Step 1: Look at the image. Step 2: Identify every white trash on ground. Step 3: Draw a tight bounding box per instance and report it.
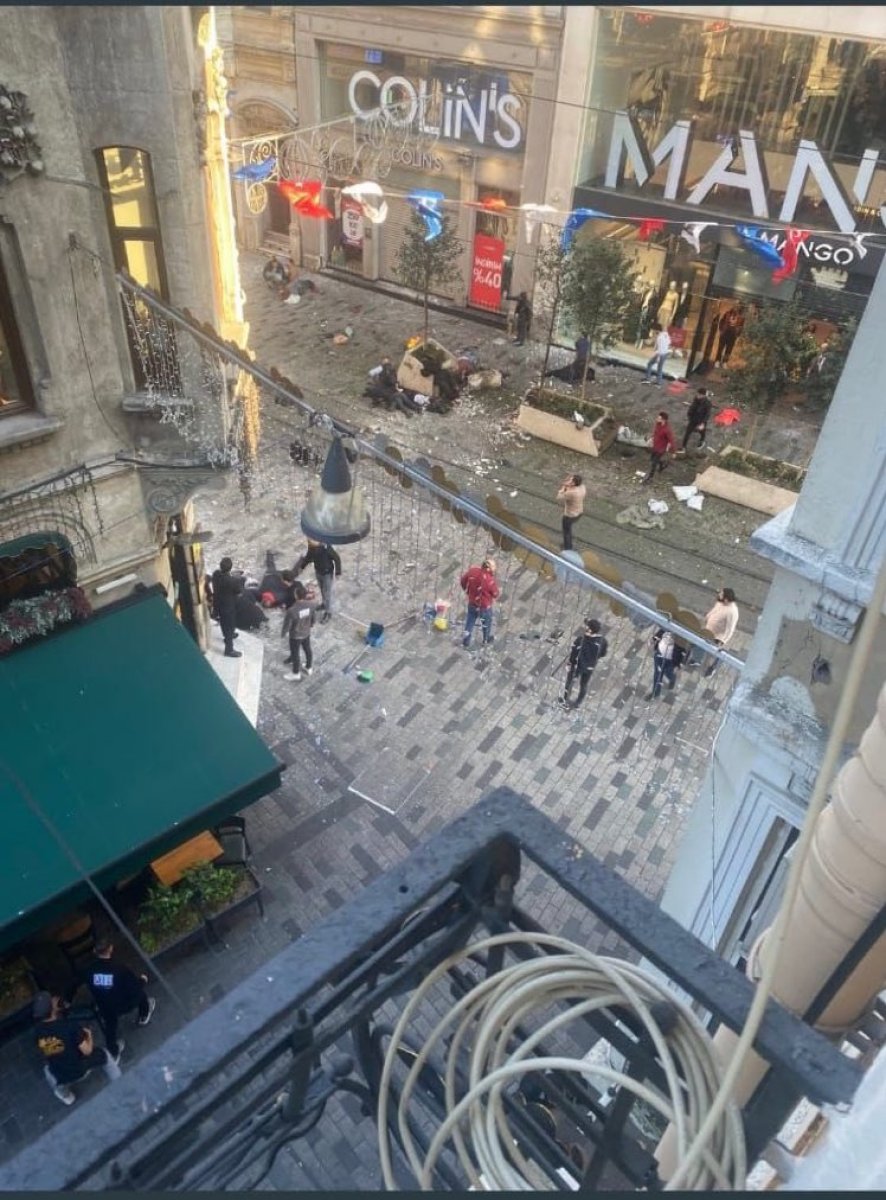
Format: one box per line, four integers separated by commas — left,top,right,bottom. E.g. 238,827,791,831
647,499,669,515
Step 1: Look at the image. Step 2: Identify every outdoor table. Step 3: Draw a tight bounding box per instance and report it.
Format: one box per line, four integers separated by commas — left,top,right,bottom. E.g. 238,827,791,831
150,831,224,887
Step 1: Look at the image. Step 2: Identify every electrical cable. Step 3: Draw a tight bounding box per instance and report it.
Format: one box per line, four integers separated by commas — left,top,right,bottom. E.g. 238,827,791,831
377,931,746,1190
664,551,886,1189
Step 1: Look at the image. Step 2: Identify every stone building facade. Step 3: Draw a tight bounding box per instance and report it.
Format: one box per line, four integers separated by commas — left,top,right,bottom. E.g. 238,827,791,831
0,7,243,644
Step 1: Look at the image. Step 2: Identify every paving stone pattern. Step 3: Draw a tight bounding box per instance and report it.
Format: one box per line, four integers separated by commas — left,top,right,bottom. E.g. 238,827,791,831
0,328,746,1189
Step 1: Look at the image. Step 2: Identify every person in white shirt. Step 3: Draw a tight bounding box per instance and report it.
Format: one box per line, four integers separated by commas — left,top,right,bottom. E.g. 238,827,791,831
699,587,739,675
643,326,672,386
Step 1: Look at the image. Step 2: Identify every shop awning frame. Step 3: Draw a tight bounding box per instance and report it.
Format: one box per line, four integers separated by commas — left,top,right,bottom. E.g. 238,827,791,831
0,586,283,950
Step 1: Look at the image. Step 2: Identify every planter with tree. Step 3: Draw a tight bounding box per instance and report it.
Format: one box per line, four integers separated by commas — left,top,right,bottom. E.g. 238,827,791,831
394,210,462,344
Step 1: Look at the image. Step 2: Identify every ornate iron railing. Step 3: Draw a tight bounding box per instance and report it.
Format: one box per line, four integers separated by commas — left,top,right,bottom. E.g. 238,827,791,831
0,790,859,1191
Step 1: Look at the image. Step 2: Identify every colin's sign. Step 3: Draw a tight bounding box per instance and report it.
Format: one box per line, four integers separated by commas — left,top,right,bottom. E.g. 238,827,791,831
348,70,524,151
604,112,886,235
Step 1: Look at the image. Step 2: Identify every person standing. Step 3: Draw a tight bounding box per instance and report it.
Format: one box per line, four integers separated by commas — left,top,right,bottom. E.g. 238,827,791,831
33,991,122,1107
556,473,587,551
293,539,342,623
642,326,671,385
460,557,500,648
641,411,677,484
715,305,744,367
211,557,243,658
646,627,686,700
681,388,712,450
514,292,532,346
560,618,607,709
700,587,739,676
281,582,318,681
68,938,156,1061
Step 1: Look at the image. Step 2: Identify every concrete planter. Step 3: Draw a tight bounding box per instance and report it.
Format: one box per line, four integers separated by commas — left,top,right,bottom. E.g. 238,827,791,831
517,401,614,458
695,446,804,516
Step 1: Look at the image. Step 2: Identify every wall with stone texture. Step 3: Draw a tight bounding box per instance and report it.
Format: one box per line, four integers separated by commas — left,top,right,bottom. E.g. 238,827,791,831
0,8,220,605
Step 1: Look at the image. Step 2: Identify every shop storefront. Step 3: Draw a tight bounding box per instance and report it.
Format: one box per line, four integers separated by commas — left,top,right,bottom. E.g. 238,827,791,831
313,41,532,312
571,8,886,378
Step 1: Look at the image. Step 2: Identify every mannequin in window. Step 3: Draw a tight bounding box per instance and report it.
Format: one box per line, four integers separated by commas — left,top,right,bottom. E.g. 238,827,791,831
635,281,657,347
656,280,679,331
673,282,691,328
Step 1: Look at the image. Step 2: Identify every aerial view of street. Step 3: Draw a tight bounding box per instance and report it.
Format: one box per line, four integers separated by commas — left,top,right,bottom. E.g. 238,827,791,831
1,4,884,1192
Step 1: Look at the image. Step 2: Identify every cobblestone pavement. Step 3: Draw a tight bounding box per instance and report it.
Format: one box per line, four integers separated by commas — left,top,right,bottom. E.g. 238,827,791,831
0,263,753,1183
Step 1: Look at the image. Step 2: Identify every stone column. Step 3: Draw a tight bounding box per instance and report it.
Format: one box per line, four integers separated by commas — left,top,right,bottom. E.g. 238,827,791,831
657,677,886,1179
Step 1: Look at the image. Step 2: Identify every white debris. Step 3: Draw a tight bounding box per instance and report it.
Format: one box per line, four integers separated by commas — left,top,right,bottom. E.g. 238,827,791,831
687,494,704,511
672,484,699,502
647,499,669,515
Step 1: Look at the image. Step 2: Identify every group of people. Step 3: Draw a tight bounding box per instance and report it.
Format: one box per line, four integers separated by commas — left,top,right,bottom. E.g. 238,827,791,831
34,938,155,1106
262,255,318,305
362,355,462,417
207,542,342,668
459,551,740,705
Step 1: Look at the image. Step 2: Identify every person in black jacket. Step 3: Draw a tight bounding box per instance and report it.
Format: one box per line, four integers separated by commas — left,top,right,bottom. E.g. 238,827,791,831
33,991,121,1106
560,618,607,709
293,539,342,623
211,557,243,657
66,939,155,1061
681,388,712,450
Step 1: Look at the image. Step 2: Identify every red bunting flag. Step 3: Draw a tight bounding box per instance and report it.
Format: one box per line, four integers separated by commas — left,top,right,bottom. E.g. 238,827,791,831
772,227,810,284
277,179,333,219
637,218,665,241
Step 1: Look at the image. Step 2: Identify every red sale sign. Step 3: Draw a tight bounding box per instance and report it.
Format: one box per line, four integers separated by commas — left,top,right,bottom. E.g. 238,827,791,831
469,233,505,310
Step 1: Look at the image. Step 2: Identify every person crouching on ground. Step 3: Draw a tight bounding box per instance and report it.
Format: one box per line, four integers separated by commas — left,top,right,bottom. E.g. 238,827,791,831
281,581,318,681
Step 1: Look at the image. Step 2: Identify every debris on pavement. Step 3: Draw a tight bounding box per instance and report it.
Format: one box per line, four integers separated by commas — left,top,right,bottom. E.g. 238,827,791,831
647,499,669,515
616,504,665,530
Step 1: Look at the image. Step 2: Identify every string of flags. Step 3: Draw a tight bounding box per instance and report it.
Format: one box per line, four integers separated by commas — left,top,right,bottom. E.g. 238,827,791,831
233,157,884,283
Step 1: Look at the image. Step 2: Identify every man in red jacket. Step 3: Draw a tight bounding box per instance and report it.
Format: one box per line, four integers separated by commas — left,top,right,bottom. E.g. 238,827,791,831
460,557,500,648
641,410,677,485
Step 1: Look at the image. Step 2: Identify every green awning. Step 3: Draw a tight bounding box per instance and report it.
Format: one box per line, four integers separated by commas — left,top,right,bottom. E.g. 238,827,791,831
0,587,282,949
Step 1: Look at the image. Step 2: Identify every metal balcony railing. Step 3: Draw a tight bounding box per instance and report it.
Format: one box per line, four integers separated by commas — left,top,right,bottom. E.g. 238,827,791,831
0,789,859,1191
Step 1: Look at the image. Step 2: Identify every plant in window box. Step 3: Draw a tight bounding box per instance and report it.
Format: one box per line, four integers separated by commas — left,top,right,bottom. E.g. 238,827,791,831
135,880,203,957
0,956,37,1020
0,586,92,655
182,860,264,927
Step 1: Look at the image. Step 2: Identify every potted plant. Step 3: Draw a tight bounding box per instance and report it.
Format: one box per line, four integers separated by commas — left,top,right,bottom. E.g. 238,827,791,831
183,861,264,936
135,881,206,959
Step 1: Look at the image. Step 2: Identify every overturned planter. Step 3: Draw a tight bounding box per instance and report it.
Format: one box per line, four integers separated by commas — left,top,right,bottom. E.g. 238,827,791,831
695,446,804,516
517,390,615,458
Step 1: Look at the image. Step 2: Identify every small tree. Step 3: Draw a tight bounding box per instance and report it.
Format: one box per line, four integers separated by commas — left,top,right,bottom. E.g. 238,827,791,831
533,233,571,382
559,237,638,399
802,317,857,411
725,299,818,450
395,210,462,343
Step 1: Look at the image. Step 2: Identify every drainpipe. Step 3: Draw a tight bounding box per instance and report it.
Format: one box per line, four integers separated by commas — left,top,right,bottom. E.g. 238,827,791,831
657,678,886,1179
